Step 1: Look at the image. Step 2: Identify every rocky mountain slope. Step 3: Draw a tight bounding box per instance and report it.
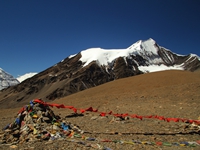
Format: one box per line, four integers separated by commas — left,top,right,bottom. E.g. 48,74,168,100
0,68,19,91
0,39,199,108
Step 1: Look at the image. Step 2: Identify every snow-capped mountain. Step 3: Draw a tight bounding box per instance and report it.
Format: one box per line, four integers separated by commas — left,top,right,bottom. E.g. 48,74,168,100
79,38,199,72
17,73,37,83
0,68,19,90
0,38,199,108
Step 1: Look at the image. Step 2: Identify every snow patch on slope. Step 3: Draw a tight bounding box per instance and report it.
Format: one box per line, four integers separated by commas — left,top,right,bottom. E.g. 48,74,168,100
139,64,183,73
17,72,37,82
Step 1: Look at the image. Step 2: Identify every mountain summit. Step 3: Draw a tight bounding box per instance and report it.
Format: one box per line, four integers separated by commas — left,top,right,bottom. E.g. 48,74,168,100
0,38,200,108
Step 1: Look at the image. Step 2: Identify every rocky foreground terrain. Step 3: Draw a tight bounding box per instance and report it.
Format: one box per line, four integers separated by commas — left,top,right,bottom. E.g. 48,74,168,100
0,70,199,150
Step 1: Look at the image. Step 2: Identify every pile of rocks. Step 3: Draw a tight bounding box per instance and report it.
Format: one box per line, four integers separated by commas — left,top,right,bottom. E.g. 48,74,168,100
0,100,83,144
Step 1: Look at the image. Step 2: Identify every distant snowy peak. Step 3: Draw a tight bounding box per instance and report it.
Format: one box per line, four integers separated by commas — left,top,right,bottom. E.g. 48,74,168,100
17,72,37,83
0,68,19,90
78,38,200,72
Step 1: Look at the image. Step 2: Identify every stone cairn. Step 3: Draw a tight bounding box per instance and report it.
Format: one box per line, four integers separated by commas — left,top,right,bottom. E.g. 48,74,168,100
0,100,83,144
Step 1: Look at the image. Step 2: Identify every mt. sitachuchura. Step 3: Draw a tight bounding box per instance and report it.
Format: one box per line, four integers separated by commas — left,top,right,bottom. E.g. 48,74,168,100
0,38,200,108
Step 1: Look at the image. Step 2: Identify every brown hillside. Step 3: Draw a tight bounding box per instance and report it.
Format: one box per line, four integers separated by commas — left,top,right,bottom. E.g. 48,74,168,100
0,70,199,150
55,70,200,117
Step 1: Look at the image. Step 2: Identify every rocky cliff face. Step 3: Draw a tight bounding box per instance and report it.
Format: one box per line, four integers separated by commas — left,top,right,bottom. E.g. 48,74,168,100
158,48,200,71
0,39,199,108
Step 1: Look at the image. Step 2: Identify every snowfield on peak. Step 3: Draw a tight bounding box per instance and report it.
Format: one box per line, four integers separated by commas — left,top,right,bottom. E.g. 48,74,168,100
80,48,131,67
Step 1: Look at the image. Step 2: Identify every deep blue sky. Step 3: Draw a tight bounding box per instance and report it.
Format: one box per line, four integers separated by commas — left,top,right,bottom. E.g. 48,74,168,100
1,0,200,78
